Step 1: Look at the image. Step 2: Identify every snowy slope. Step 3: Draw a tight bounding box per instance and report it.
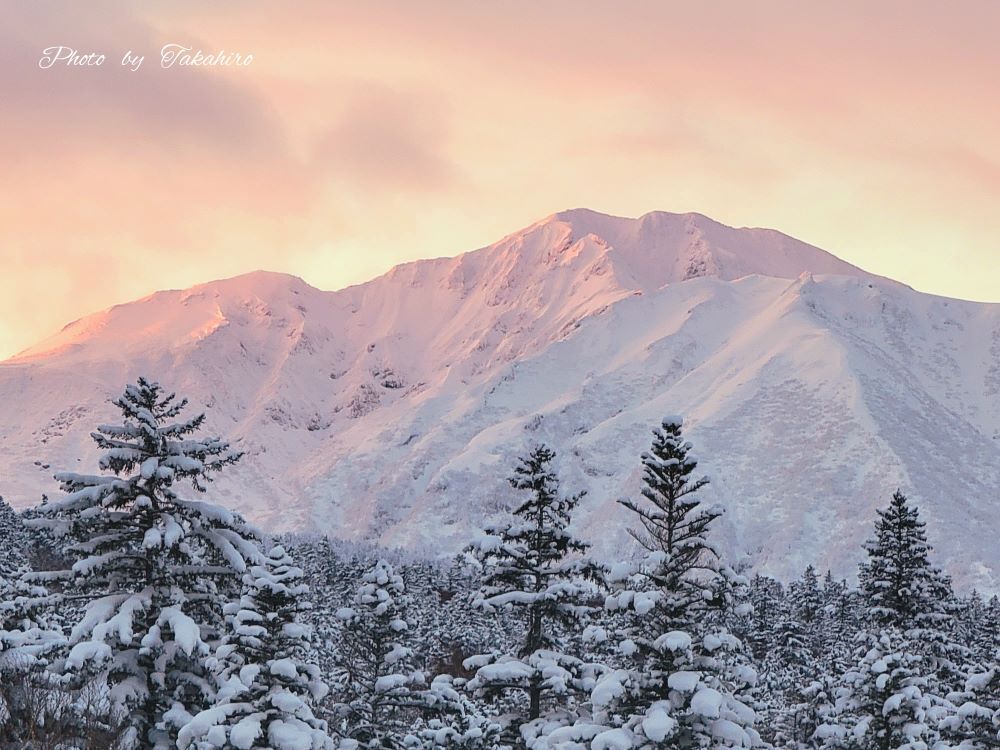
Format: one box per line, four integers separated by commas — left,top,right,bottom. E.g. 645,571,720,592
2,209,998,588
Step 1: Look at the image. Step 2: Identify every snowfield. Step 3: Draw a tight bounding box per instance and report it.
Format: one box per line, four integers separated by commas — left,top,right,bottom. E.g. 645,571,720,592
1,209,997,588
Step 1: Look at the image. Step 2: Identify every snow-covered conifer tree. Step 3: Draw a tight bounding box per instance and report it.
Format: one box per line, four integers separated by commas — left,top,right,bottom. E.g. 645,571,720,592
0,497,81,745
465,445,602,747
581,417,759,750
35,377,263,749
772,676,836,750
619,418,715,563
789,565,824,647
763,569,830,749
0,498,31,575
767,614,810,681
818,572,859,674
615,418,733,628
860,492,964,690
958,592,988,660
939,662,1000,748
859,491,944,628
820,491,959,749
0,549,65,743
178,544,332,750
408,678,503,750
983,598,1000,660
818,629,945,750
0,497,54,672
740,574,783,663
332,558,429,747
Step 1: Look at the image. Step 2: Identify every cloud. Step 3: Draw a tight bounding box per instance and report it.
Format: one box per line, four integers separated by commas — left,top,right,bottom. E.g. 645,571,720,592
0,3,287,163
312,84,456,192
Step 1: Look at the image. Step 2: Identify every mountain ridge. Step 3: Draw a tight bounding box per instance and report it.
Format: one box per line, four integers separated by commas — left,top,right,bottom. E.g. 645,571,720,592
8,208,887,364
2,209,997,589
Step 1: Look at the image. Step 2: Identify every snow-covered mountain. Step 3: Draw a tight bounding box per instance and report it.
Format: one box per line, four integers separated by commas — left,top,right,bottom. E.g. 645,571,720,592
2,209,998,588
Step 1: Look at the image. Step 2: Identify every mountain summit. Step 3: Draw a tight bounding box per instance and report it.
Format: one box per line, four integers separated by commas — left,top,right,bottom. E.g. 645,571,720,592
2,210,997,588
543,208,876,289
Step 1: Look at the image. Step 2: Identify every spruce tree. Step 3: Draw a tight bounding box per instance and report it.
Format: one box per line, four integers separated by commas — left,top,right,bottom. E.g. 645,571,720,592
585,417,759,749
859,491,941,628
819,629,948,750
0,555,65,745
178,545,332,749
819,572,858,674
36,377,262,749
821,491,959,749
0,498,30,575
263,539,503,749
332,559,429,747
408,678,503,750
939,663,1000,748
861,492,964,687
767,568,838,748
767,614,810,680
0,496,61,677
619,418,715,560
742,574,783,663
957,592,987,660
465,445,602,747
790,566,823,631
616,417,729,628
774,676,836,750
986,598,1000,657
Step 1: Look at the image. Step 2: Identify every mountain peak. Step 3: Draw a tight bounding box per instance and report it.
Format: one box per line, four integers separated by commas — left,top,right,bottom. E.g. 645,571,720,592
182,270,319,298
521,207,876,292
10,270,323,364
551,206,715,228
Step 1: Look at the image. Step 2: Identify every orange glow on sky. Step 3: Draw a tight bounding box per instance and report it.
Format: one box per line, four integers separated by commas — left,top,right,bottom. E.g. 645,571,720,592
1,1,998,359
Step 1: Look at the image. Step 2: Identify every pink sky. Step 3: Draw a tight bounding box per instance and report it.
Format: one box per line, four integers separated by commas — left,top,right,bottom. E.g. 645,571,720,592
1,1,998,359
